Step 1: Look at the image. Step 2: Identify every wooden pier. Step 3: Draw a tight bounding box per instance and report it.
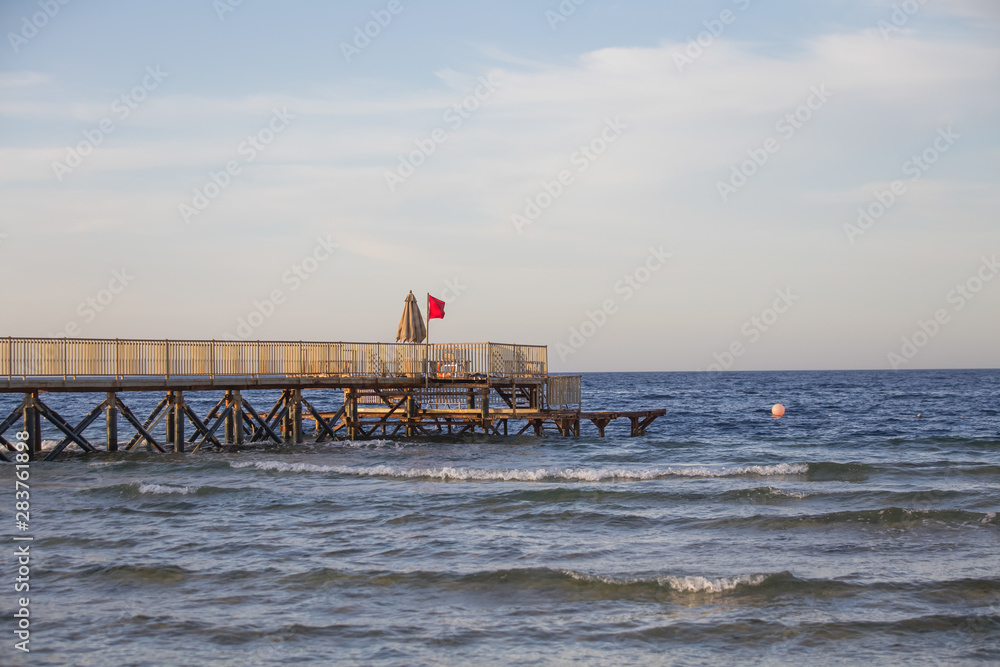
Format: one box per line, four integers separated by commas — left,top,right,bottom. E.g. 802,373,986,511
0,338,665,461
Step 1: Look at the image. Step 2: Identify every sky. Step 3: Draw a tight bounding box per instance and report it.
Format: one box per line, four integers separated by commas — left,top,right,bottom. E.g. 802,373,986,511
0,0,998,372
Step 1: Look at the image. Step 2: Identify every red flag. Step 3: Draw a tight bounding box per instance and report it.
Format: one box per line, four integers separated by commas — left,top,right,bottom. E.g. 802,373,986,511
427,294,445,320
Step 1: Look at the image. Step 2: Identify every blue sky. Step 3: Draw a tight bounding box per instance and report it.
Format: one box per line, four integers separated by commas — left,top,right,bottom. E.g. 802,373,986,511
1,0,998,371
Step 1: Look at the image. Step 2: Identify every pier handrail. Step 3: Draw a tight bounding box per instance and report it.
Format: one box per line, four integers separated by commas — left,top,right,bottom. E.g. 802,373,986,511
545,375,582,410
0,337,548,380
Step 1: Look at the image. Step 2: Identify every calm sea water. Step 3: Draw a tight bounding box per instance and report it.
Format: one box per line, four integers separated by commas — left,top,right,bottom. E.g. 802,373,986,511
2,370,999,666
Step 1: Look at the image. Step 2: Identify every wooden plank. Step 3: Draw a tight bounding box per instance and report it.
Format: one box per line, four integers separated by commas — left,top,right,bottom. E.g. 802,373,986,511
182,403,222,449
239,396,282,443
43,398,108,461
302,398,342,443
0,398,27,451
255,390,289,443
117,399,166,452
124,397,168,450
0,372,548,394
252,405,288,443
191,406,232,453
34,397,96,455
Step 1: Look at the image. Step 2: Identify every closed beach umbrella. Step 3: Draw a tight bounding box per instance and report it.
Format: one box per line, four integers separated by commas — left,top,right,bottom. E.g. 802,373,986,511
396,290,426,343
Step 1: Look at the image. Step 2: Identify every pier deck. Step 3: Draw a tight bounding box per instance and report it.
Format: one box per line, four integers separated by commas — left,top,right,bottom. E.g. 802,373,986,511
0,337,665,461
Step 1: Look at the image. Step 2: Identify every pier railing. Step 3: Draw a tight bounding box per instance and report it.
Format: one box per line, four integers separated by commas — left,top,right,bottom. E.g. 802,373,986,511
545,375,582,410
0,338,548,380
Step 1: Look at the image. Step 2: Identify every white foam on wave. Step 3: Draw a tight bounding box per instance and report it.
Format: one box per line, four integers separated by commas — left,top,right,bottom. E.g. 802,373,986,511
338,439,400,447
757,486,809,499
137,483,197,495
564,570,770,593
660,574,769,593
229,461,808,481
775,489,809,499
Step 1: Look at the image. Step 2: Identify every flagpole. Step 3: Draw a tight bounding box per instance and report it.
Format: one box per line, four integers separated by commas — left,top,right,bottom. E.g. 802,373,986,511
425,293,430,390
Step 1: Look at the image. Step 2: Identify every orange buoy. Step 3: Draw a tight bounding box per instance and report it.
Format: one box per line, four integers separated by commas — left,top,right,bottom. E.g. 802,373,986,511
772,404,785,417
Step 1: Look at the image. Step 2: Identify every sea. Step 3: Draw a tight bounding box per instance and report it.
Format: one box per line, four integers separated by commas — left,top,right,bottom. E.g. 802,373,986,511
2,370,999,666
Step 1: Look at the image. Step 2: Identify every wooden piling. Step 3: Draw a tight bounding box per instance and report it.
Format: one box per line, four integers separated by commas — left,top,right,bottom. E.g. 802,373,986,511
480,387,490,433
23,391,40,459
345,389,358,440
291,389,303,444
106,391,118,452
173,391,185,453
233,390,244,444
165,391,175,448
224,390,234,444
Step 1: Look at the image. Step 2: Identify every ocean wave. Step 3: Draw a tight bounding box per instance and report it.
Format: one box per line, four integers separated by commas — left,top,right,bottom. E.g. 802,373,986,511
78,482,231,498
230,460,809,482
563,570,770,593
72,563,192,584
615,612,1000,646
332,439,404,449
277,565,781,597
137,483,198,495
806,461,874,481
724,486,810,501
708,507,1000,530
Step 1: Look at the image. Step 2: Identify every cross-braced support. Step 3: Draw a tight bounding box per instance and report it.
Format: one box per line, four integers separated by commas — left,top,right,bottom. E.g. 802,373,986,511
0,379,665,460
